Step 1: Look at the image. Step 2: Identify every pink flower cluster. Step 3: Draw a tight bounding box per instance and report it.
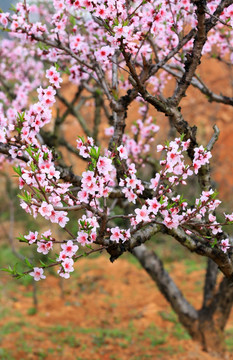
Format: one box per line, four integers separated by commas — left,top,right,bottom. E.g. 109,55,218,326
1,0,233,282
193,146,212,174
57,240,79,278
25,229,54,255
77,215,99,246
76,137,115,203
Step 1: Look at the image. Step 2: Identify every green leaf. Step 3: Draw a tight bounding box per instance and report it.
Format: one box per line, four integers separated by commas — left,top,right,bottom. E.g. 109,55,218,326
39,260,46,267
64,66,71,75
25,258,33,269
211,238,217,248
78,135,85,143
69,15,76,26
1,265,13,274
16,234,28,243
113,18,119,26
38,42,49,51
0,27,10,32
13,165,22,177
9,4,17,12
180,133,185,141
30,162,37,172
55,63,60,71
17,111,25,122
25,145,33,157
85,244,93,250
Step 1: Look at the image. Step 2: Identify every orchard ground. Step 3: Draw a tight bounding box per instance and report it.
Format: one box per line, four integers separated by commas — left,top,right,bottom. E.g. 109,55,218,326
0,54,233,359
1,241,233,360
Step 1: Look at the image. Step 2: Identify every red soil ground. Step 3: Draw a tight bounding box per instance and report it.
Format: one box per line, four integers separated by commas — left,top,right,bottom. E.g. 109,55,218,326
1,255,233,360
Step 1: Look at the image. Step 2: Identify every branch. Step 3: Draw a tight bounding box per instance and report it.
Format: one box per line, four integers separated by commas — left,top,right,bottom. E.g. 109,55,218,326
56,91,92,137
202,275,233,330
167,226,233,279
132,244,198,330
163,64,233,106
0,142,28,162
171,1,207,106
202,258,219,308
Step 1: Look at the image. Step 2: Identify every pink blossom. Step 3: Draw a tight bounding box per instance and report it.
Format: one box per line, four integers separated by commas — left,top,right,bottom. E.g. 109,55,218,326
117,145,128,160
110,227,124,243
97,156,113,175
46,66,63,88
42,229,52,238
150,173,160,190
220,239,231,253
38,202,54,218
37,241,53,255
78,189,89,203
30,267,46,281
225,213,233,222
58,269,70,279
125,175,137,190
82,170,95,185
193,146,212,174
56,211,69,228
62,258,74,273
122,188,137,204
77,231,89,246
0,129,7,143
209,214,216,222
105,126,114,136
61,240,79,257
25,231,39,244
147,198,161,215
135,205,150,224
157,145,164,152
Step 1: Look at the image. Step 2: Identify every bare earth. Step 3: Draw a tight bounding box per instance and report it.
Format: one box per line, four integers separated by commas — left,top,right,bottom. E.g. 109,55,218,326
1,255,233,360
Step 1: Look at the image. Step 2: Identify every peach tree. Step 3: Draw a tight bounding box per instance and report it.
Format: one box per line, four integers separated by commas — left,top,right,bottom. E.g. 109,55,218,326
1,0,233,354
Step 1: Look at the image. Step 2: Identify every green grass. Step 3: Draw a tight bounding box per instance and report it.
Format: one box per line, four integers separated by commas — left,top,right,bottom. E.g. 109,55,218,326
141,323,167,347
27,307,37,316
0,348,14,360
184,258,205,274
159,310,177,323
225,327,233,351
63,335,81,348
172,323,191,340
0,321,28,336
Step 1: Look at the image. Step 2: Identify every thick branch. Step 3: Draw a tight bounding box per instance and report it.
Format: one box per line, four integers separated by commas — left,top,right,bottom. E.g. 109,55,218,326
132,244,198,331
204,275,233,330
202,259,219,308
171,1,207,105
163,64,233,106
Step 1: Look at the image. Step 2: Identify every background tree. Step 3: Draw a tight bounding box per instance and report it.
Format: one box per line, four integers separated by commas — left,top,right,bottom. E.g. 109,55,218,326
1,0,233,355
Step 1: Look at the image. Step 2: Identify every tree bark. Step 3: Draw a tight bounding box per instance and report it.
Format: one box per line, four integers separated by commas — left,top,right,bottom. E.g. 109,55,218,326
132,244,199,335
132,244,233,355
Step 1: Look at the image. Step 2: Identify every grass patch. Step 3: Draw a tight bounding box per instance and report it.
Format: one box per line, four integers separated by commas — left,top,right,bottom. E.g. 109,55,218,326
63,335,81,348
141,323,167,347
159,310,177,323
225,327,233,351
0,348,14,360
184,258,205,274
172,323,191,340
0,321,27,336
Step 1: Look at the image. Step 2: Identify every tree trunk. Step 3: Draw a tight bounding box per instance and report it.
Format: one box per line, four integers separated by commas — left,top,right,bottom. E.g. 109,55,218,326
191,312,225,356
132,244,233,355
